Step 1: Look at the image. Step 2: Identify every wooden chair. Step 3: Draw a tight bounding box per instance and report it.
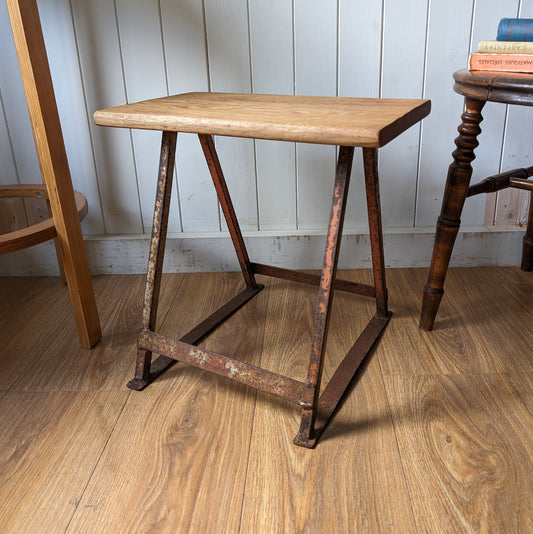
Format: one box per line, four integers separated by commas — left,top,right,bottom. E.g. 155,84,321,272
420,69,533,331
94,92,430,447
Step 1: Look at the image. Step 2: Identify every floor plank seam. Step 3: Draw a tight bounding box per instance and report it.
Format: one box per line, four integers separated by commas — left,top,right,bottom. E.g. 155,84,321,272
238,276,272,534
63,390,132,534
376,351,421,534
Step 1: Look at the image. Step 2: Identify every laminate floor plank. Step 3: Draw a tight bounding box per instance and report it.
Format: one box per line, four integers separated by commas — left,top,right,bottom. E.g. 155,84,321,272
0,390,129,534
0,277,70,390
0,276,62,323
241,273,417,533
67,272,268,534
7,273,182,392
444,267,532,367
464,268,533,416
384,373,533,533
376,268,507,376
0,267,531,533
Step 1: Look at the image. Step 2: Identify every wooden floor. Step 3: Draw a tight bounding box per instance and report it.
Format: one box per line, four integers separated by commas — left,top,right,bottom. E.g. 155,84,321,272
0,267,532,533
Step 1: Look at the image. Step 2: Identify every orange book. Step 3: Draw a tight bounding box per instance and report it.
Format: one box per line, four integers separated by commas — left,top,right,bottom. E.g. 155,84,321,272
469,52,533,73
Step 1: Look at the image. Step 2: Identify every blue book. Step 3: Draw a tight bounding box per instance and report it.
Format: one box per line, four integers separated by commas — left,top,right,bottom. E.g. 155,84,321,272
497,18,533,41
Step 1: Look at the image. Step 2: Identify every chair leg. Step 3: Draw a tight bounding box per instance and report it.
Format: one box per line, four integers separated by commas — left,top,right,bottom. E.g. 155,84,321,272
294,146,355,447
198,134,261,290
128,131,177,390
420,97,486,330
521,193,533,271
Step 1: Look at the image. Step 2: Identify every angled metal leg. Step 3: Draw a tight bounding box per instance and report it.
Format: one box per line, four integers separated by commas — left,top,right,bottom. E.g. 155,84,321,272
128,131,177,390
198,134,261,290
294,146,391,448
129,132,264,391
294,146,355,447
363,147,390,317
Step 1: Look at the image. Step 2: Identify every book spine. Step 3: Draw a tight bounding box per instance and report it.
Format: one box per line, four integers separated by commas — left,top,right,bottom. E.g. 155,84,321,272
469,52,533,73
497,18,533,41
478,40,533,54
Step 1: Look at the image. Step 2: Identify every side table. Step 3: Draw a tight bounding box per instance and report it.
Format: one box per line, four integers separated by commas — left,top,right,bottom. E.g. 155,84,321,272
95,93,430,447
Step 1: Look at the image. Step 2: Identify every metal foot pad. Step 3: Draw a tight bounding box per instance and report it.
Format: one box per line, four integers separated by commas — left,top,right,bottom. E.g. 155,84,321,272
293,312,391,448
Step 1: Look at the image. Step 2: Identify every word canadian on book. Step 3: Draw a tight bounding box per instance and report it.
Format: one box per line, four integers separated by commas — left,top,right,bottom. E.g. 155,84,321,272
470,18,533,73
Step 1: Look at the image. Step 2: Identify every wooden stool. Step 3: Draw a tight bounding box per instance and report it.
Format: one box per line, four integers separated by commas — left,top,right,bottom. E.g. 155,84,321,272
420,69,533,331
95,93,430,447
5,0,101,349
0,185,100,348
0,185,87,254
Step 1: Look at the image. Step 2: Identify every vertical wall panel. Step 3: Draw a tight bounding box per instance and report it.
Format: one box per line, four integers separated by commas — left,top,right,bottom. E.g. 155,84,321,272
0,89,27,235
39,0,105,234
249,0,296,230
161,0,219,233
204,0,257,231
494,0,533,227
380,0,427,228
0,92,18,186
416,0,478,227
1,0,527,271
338,0,383,229
0,0,41,185
294,0,337,230
469,0,520,227
338,0,382,98
70,0,142,234
115,0,181,234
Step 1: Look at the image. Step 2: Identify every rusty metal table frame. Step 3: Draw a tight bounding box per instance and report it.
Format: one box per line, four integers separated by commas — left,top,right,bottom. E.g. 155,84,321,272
127,131,391,448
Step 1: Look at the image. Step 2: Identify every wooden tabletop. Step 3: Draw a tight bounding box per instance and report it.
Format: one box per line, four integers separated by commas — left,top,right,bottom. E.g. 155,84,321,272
94,93,430,148
454,68,533,106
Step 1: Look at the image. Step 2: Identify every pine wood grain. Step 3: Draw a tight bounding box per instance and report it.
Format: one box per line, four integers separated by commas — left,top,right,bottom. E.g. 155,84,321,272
67,273,268,533
0,186,88,255
94,93,430,148
0,198,27,236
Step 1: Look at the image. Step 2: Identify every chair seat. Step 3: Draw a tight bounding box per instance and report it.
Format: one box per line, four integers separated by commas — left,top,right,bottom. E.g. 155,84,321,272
94,92,430,148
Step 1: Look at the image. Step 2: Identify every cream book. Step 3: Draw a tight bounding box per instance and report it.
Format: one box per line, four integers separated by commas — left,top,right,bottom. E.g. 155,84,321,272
478,40,533,54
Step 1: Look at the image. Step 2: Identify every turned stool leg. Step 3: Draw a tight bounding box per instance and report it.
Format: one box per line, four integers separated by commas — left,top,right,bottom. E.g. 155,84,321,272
522,194,533,271
420,97,486,330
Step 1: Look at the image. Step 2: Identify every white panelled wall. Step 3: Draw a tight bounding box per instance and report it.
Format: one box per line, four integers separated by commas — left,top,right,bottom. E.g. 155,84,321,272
0,0,531,275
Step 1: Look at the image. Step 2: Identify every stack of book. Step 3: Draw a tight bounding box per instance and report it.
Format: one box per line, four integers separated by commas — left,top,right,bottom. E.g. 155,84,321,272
469,18,533,73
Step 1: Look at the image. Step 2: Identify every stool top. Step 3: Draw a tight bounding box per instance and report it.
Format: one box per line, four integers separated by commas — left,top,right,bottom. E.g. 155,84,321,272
454,68,533,106
94,93,430,148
